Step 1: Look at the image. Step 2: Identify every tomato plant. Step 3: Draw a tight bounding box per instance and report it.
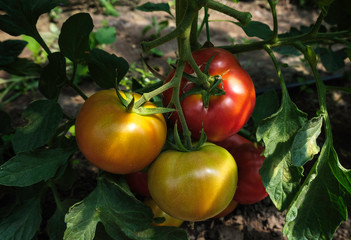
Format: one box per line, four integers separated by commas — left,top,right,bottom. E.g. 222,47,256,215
144,198,184,227
75,89,167,174
148,142,238,221
162,48,256,142
126,171,150,196
0,0,350,239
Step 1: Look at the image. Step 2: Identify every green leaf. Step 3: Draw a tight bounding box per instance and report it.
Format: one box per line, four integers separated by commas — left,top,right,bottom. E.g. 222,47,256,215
0,110,13,134
251,90,279,127
0,198,42,240
21,35,41,55
0,40,27,65
95,27,117,44
47,207,67,240
59,13,94,62
12,99,63,153
256,92,307,210
0,0,62,37
0,57,42,76
317,48,347,72
39,52,67,99
99,0,119,17
136,2,172,16
239,21,273,40
272,46,301,57
291,116,323,167
329,147,351,196
63,177,154,240
0,148,74,187
88,48,129,89
283,142,348,240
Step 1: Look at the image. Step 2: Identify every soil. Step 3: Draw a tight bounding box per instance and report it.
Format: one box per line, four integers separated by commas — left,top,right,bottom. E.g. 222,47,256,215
1,0,350,240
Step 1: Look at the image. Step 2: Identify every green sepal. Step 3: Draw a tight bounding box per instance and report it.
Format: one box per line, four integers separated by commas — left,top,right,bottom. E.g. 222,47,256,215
133,106,174,116
191,128,207,151
170,123,190,152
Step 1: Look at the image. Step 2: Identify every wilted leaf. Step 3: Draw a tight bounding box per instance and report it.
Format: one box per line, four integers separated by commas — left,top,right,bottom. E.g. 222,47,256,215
257,91,307,210
291,116,323,167
283,142,349,240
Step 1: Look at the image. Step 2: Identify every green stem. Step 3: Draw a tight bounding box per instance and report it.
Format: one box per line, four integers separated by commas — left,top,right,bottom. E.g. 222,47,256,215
300,45,333,140
263,45,289,96
141,4,194,52
204,7,211,42
206,0,252,26
267,0,278,42
306,5,329,37
67,81,88,100
190,11,202,51
220,30,351,54
33,30,52,56
134,80,175,108
48,181,64,212
170,60,193,149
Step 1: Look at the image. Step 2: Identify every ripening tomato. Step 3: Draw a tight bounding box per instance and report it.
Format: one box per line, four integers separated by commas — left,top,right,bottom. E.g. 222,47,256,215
145,198,184,227
231,143,268,204
216,136,268,205
214,133,251,150
126,171,150,196
148,142,238,221
75,89,167,174
163,48,256,142
213,199,238,218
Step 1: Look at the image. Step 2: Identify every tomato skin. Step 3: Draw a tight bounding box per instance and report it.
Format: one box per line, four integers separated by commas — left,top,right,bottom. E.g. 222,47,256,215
126,172,150,196
75,89,167,174
145,198,184,227
163,48,256,142
214,133,251,150
148,142,238,221
216,136,268,205
231,143,268,204
213,199,238,218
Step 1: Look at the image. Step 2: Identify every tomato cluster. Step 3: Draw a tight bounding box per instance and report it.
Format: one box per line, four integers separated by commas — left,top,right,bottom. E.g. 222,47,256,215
163,48,256,142
75,48,265,225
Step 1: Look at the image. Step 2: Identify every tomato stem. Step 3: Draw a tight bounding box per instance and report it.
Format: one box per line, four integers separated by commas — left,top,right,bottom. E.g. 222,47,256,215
205,0,252,26
48,181,65,212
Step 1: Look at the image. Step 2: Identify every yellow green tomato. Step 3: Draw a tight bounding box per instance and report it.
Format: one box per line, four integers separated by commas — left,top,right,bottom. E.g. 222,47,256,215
148,142,238,221
145,198,184,227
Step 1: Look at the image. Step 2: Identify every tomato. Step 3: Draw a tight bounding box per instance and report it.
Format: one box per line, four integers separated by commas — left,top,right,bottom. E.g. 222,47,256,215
126,171,150,196
148,142,238,221
75,89,167,174
217,137,268,205
214,133,251,150
213,199,238,218
145,198,184,227
163,48,256,142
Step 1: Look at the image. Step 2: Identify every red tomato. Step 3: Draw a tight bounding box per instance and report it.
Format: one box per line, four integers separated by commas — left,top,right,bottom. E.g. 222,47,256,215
75,89,167,174
214,133,251,150
163,48,256,142
126,172,150,196
229,143,268,204
144,198,184,227
148,142,238,221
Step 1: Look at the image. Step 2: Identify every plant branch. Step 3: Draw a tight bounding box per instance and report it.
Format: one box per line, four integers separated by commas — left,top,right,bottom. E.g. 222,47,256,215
206,0,252,26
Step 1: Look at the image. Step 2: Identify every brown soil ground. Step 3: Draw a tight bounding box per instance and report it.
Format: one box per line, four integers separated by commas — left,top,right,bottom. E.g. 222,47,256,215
0,0,350,239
